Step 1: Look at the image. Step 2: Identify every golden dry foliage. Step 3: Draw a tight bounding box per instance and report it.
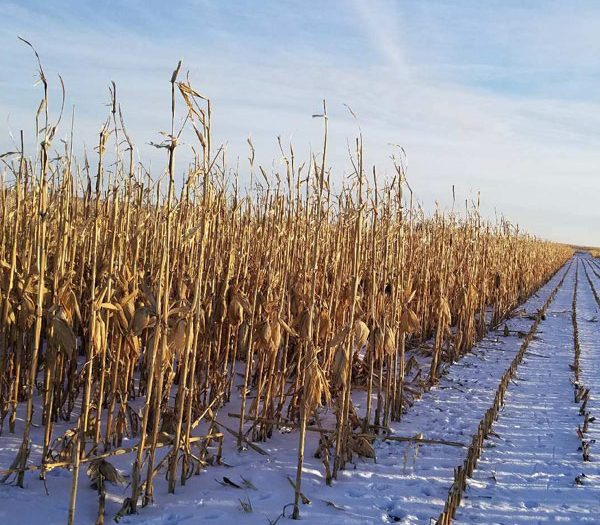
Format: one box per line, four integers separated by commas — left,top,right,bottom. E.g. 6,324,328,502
0,53,572,522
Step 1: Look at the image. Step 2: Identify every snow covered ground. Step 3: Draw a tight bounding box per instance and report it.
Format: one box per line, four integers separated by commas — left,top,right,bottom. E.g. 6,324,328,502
2,255,598,525
454,256,600,524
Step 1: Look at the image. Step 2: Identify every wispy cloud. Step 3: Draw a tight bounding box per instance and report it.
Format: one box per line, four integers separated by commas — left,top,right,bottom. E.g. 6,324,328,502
1,0,599,245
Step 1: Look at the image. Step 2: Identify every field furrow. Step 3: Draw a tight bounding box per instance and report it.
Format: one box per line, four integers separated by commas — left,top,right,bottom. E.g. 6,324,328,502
453,256,599,524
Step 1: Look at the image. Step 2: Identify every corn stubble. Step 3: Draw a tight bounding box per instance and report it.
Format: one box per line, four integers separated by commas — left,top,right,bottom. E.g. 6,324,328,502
0,49,572,522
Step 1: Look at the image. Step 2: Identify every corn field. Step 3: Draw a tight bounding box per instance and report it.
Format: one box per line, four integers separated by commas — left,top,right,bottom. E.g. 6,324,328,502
0,52,573,523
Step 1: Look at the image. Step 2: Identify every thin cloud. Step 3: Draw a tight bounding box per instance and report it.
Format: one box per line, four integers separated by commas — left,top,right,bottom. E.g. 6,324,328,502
0,0,599,245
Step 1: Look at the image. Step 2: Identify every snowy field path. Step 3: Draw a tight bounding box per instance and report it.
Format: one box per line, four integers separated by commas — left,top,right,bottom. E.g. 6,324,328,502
453,256,600,524
579,260,600,483
3,256,597,525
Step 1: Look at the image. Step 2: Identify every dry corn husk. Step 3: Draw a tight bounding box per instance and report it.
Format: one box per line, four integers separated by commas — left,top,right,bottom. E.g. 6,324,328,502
384,326,396,356
304,356,331,415
117,290,137,329
93,315,107,353
256,319,271,352
168,317,187,358
328,319,368,348
58,286,81,326
227,294,244,325
368,325,384,361
114,303,131,334
353,320,370,349
331,345,349,388
122,295,135,318
400,308,419,334
126,334,141,358
47,314,77,357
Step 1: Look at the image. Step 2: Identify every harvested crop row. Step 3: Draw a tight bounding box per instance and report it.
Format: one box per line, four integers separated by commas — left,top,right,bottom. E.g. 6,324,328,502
450,257,598,524
579,261,600,462
436,259,572,524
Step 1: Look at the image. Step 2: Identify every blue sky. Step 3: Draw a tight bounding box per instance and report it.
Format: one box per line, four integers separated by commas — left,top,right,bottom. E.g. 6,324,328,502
1,0,600,245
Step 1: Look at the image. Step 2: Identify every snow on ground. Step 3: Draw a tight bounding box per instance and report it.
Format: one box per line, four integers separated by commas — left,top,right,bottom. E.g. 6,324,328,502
454,255,600,524
3,257,598,525
579,259,600,482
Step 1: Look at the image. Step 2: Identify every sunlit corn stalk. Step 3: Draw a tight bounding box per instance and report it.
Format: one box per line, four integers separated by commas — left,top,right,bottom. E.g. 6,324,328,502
289,102,327,519
0,46,576,524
